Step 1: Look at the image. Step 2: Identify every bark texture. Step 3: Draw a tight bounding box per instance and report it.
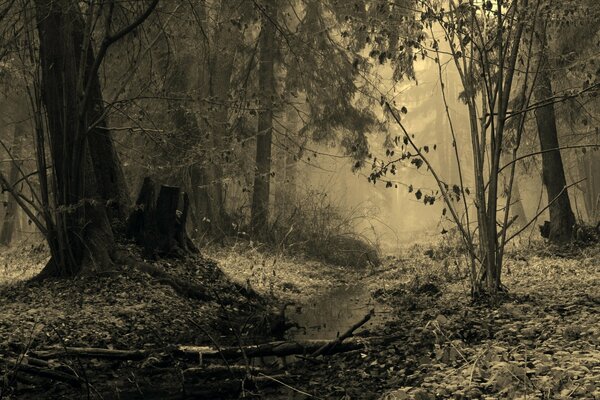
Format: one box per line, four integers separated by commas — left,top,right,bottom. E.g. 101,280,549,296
0,123,23,245
534,23,576,243
34,0,116,276
251,0,276,235
127,177,198,257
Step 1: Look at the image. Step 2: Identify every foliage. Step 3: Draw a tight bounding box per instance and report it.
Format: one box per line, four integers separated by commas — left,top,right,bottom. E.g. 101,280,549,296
365,0,567,299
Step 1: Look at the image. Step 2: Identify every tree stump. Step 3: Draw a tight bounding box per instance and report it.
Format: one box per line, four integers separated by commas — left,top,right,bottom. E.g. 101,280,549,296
127,177,198,257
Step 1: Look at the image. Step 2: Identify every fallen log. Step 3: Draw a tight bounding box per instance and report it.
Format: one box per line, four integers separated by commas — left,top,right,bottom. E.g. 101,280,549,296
30,347,151,360
105,374,291,400
29,335,373,364
5,358,82,387
176,339,363,361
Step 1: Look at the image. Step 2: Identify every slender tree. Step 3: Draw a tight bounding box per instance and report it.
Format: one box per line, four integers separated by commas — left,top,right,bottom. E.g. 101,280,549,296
0,122,23,246
251,0,277,235
533,21,576,242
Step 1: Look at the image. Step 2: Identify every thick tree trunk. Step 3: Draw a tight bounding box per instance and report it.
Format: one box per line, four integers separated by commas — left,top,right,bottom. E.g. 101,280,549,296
534,24,576,243
69,3,131,221
34,0,116,277
251,1,276,235
0,123,24,246
127,177,197,257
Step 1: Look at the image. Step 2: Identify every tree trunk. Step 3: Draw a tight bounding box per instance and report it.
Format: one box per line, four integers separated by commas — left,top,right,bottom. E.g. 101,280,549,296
251,1,276,235
127,177,197,257
72,3,131,221
166,64,213,233
273,108,300,221
534,23,576,243
579,149,600,222
34,0,116,277
0,123,24,246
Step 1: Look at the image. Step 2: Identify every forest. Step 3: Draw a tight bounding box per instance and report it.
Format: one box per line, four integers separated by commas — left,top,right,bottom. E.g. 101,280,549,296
0,0,599,398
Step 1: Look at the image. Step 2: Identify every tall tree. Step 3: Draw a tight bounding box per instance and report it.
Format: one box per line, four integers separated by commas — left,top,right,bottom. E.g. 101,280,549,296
251,0,277,235
0,122,23,246
33,0,156,276
533,21,576,242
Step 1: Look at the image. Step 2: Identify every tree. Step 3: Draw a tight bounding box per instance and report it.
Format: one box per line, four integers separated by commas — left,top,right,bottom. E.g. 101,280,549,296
32,0,157,277
249,0,382,236
371,0,536,299
193,0,247,237
0,122,23,246
250,0,277,235
533,21,575,243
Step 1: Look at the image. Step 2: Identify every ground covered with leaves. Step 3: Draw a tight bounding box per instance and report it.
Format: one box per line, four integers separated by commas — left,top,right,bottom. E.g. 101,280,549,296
0,239,598,399
269,242,600,400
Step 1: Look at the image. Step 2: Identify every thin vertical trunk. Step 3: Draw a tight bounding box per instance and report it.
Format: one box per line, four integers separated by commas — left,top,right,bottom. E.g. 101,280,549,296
184,0,238,238
0,123,24,246
580,150,600,222
534,24,575,243
510,178,527,227
251,1,276,235
204,3,238,236
274,108,299,220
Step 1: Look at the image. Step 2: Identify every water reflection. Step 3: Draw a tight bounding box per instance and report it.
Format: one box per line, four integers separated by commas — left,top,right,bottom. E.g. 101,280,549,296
287,283,391,340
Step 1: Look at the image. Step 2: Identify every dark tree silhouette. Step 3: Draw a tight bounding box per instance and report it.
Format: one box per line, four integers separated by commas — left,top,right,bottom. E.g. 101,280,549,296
534,22,576,243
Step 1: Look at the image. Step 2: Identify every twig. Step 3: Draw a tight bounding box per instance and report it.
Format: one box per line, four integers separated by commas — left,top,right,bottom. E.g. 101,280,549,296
311,309,373,357
257,372,319,399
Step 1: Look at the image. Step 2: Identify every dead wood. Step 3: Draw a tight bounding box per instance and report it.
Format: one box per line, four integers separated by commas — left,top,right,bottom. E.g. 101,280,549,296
311,308,374,357
176,339,363,361
183,365,263,379
126,177,198,257
30,347,150,360
30,338,364,364
5,358,83,387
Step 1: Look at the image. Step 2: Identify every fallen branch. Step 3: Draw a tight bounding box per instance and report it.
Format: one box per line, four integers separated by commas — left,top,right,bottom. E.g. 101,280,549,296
183,365,263,380
176,339,363,361
6,358,82,387
27,335,377,365
311,309,374,357
30,347,150,360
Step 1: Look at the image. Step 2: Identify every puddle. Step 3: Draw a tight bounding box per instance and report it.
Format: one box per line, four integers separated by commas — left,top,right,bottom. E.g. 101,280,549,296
287,282,391,340
256,282,392,399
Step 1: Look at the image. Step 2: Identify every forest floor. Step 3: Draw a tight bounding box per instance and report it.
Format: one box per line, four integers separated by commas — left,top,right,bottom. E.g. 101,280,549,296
0,238,599,399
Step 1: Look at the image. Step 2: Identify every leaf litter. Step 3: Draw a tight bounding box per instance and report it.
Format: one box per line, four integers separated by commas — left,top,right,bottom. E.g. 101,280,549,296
0,240,598,399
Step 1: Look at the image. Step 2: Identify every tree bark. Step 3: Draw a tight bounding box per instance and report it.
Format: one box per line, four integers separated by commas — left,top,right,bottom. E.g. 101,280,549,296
579,149,600,222
68,2,131,221
534,23,576,243
127,177,197,257
0,123,23,246
167,0,241,238
251,1,276,235
34,0,117,276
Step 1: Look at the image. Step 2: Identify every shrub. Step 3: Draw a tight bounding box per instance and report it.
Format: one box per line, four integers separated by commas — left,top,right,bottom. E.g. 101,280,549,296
270,189,380,268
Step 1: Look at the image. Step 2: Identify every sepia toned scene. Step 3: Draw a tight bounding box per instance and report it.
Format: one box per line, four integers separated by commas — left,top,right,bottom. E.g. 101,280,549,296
0,0,599,398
